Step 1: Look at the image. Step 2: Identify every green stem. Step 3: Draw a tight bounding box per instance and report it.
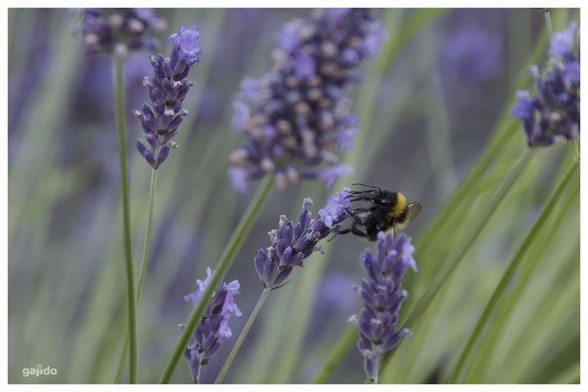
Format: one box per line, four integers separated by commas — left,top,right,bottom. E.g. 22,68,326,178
159,175,273,383
113,168,158,383
215,288,271,383
195,363,202,384
113,55,137,383
373,355,381,384
446,161,579,383
113,337,128,383
572,139,580,161
137,168,158,300
543,9,554,38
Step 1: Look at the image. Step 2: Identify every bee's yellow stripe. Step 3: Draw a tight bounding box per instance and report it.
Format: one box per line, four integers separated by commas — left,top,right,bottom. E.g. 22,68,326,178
389,192,407,220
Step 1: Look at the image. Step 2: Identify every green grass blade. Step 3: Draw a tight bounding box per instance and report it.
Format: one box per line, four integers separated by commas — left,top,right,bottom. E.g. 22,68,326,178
446,161,579,383
113,55,138,384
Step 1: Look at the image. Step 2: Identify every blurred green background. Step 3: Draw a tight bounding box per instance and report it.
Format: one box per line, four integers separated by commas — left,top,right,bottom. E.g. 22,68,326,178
8,8,579,383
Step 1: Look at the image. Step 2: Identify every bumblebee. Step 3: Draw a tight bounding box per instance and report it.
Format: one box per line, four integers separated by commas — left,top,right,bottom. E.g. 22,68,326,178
337,183,422,241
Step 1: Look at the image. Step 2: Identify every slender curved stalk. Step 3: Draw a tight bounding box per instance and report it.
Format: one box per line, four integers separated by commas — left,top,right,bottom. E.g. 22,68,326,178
446,162,578,383
572,140,580,161
114,168,158,383
137,168,158,299
195,364,202,384
543,9,554,38
215,288,271,383
373,356,381,384
113,55,137,383
159,175,273,383
113,337,129,383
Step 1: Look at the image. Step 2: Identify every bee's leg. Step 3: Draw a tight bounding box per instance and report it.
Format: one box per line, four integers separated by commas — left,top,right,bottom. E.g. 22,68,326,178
327,231,342,242
350,225,369,237
326,233,338,242
345,208,367,225
327,227,350,242
329,224,368,239
335,228,348,235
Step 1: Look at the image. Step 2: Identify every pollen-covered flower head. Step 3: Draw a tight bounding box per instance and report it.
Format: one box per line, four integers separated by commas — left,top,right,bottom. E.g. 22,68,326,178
134,24,202,169
71,8,167,55
512,21,580,147
228,9,387,192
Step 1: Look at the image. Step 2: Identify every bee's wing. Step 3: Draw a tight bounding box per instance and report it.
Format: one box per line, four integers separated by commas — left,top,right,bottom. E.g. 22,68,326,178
406,202,422,222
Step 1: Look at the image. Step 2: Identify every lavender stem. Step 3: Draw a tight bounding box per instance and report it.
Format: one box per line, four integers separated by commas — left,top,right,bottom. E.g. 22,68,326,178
136,168,158,300
113,55,138,383
215,287,271,383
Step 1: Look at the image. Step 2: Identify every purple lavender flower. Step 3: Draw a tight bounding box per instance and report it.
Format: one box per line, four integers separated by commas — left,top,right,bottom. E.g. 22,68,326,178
71,8,167,55
350,231,417,383
228,9,387,192
183,268,242,383
134,25,202,169
254,187,351,290
512,21,580,147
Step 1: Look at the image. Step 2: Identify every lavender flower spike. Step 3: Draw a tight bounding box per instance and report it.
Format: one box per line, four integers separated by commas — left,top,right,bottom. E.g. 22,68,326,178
350,231,417,383
255,187,352,290
511,21,580,147
228,9,387,192
134,24,202,169
183,268,242,383
71,8,167,56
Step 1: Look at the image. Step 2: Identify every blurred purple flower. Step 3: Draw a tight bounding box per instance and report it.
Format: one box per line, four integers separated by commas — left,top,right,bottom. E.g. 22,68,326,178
309,164,353,190
183,268,242,383
317,272,357,311
71,8,167,55
308,271,359,343
548,22,577,58
439,22,503,83
134,25,202,169
228,9,387,192
254,187,351,290
231,101,250,131
512,21,580,147
350,231,416,383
